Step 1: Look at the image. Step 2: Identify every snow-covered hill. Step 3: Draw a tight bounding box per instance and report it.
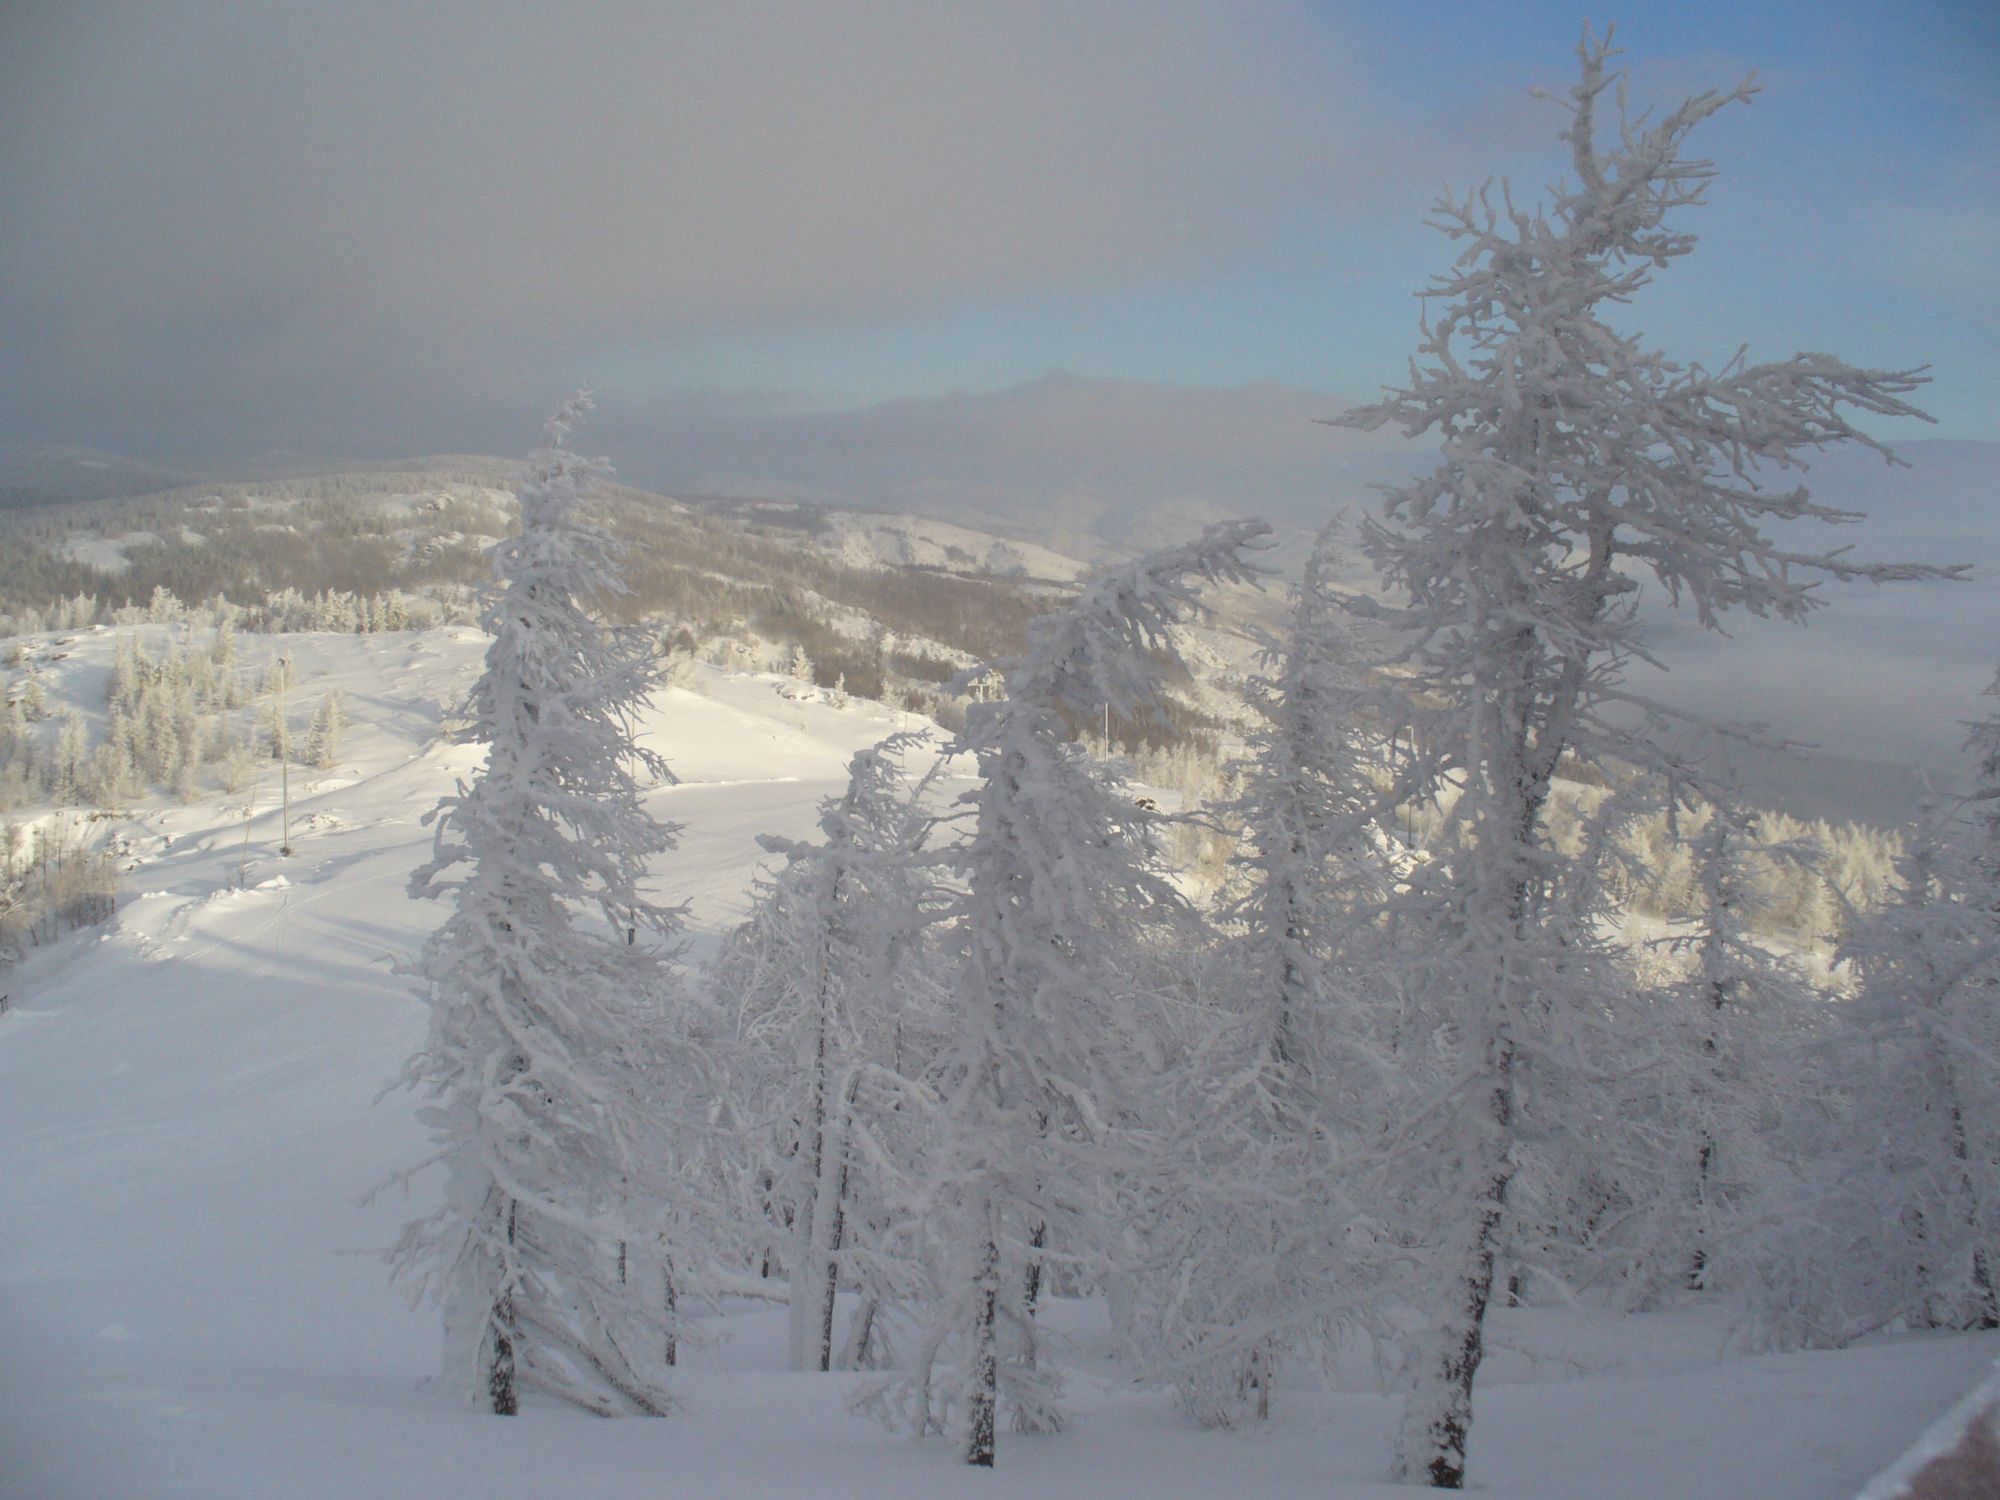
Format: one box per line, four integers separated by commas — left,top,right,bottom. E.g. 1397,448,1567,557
819,510,1089,583
0,625,1993,1500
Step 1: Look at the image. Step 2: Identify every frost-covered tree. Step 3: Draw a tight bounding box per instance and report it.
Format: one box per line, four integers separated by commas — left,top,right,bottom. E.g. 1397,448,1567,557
108,634,143,714
875,522,1266,1466
1334,30,1955,1487
1121,526,1397,1425
1793,683,2000,1342
1231,528,1394,1080
211,616,237,676
307,689,344,770
1662,807,1816,1296
50,710,88,806
1565,797,1820,1312
387,396,686,1418
720,732,949,1373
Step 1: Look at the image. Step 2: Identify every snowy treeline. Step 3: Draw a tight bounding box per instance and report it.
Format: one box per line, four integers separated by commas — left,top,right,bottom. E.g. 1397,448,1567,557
383,34,1992,1494
0,584,460,640
0,461,1071,731
0,812,118,957
0,624,343,812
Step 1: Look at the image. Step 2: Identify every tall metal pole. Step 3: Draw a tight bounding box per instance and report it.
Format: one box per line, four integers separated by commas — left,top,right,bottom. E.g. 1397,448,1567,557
278,656,292,857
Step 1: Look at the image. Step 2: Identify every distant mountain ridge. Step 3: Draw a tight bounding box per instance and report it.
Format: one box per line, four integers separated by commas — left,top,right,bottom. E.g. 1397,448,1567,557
0,443,199,510
2,433,1990,826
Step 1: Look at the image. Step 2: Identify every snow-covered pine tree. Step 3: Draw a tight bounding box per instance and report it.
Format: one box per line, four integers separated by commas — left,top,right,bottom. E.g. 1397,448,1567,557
1803,681,2000,1341
877,521,1267,1466
1121,525,1398,1426
108,633,143,714
1231,527,1394,1084
307,689,344,771
50,710,87,806
387,395,686,1418
1580,798,1817,1310
1333,29,1956,1488
720,732,949,1373
211,615,236,676
1669,808,1812,1295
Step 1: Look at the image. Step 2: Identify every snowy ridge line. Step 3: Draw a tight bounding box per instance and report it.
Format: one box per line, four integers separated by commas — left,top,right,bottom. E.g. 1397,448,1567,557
1857,1358,2000,1500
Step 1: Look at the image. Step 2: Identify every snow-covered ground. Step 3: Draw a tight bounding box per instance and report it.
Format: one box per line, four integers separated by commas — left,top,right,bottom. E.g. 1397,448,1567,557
0,626,1991,1499
821,510,1089,582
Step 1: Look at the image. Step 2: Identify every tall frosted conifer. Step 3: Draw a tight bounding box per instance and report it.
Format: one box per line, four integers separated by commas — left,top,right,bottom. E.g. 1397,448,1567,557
1336,30,1953,1488
882,522,1267,1466
1801,677,2000,1342
388,396,684,1418
1124,526,1396,1425
721,733,948,1373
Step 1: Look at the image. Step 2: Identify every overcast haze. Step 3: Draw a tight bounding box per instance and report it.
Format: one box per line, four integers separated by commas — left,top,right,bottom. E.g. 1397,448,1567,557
1,1,1392,455
1,0,1996,771
4,1,1994,455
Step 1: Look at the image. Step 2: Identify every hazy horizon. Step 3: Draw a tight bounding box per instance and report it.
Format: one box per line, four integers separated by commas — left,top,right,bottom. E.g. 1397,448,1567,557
1,0,1995,772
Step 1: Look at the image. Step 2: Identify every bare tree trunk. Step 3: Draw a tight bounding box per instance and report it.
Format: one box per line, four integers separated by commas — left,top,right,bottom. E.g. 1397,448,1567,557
488,1305,518,1416
662,1251,678,1368
1398,1051,1515,1489
1946,1095,2000,1329
787,907,841,1370
1687,1139,1715,1291
840,1296,878,1371
486,1197,520,1415
1971,1249,1999,1332
1022,1220,1046,1326
755,1167,777,1280
1689,971,1727,1289
1245,1345,1274,1421
964,1222,999,1467
815,1145,848,1372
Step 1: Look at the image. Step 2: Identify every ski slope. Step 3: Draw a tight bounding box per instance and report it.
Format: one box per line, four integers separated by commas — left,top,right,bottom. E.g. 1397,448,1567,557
0,626,1991,1499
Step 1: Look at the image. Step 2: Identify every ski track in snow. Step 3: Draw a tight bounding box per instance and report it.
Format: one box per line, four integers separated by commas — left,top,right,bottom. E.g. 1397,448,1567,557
0,626,1991,1500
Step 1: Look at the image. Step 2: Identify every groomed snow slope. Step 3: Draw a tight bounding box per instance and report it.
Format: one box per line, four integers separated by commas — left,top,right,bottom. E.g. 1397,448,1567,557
0,626,1992,1500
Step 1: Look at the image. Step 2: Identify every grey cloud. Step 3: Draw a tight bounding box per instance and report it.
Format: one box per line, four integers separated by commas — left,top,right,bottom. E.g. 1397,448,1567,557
589,374,1421,556
0,1,1403,455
